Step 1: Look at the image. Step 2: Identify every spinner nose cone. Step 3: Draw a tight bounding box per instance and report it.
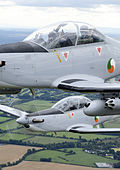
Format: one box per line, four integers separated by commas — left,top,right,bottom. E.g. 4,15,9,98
16,116,28,124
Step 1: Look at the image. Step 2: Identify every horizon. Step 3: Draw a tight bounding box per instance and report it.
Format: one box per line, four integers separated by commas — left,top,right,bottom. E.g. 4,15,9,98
0,26,120,45
0,26,120,35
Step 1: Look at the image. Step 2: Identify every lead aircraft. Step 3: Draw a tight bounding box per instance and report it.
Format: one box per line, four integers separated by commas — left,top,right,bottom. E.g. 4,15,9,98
0,21,120,117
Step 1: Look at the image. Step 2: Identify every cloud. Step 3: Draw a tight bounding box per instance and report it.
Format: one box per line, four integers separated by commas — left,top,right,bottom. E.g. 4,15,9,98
1,0,120,7
0,3,119,29
0,0,15,6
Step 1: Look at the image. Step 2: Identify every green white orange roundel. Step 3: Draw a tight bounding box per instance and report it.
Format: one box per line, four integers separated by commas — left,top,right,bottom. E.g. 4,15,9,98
107,58,115,73
94,116,99,123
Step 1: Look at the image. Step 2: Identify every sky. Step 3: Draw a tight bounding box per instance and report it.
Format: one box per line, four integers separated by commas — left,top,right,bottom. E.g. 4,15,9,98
0,0,120,30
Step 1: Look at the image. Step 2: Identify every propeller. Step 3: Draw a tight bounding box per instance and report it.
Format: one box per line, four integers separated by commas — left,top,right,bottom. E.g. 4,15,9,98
0,90,55,138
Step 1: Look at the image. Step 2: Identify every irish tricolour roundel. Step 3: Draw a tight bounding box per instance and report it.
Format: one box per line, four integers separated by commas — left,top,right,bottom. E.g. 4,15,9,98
107,58,115,73
94,116,99,123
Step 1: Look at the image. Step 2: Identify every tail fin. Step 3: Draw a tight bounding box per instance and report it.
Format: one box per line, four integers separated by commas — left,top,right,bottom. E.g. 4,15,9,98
0,104,27,117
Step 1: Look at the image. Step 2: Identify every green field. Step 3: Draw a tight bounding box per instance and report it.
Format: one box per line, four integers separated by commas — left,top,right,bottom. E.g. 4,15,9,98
23,135,77,144
11,128,116,143
0,116,11,122
53,132,116,140
25,148,118,167
0,133,29,141
0,119,20,130
14,100,53,112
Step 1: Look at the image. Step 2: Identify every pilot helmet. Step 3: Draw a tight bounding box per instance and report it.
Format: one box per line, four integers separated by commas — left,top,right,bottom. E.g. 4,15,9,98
80,25,90,37
48,30,57,42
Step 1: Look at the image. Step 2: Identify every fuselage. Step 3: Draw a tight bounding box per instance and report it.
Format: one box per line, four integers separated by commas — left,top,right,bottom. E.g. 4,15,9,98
0,21,120,90
24,108,119,132
0,36,120,89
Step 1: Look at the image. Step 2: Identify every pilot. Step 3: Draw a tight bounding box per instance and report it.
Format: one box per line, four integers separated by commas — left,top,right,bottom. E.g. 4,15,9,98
91,30,103,43
47,24,73,48
46,30,58,49
48,30,57,43
59,37,73,47
80,25,89,37
80,25,93,44
33,33,46,46
80,25,103,44
48,24,65,44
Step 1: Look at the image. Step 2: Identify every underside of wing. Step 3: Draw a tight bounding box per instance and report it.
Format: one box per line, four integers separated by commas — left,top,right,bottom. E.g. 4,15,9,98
52,74,120,93
68,127,120,134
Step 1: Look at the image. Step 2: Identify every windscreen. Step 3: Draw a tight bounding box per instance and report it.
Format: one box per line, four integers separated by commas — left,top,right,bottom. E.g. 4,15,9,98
24,21,104,50
52,96,91,112
24,22,77,49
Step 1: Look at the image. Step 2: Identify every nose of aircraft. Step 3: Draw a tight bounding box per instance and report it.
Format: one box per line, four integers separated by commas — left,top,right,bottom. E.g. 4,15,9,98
0,41,48,53
16,116,28,124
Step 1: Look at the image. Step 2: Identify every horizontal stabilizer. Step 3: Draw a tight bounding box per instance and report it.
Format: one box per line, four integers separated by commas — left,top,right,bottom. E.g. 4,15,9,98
0,104,27,117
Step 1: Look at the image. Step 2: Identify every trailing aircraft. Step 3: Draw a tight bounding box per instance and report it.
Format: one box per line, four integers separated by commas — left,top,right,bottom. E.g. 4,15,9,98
0,21,120,116
1,96,120,133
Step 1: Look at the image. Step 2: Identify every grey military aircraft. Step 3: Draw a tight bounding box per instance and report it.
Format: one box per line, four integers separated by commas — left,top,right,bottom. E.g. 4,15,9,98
1,21,120,116
1,96,120,133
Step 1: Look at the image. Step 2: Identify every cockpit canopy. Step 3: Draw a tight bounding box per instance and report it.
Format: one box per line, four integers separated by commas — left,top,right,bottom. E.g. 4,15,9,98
24,21,104,50
52,96,91,112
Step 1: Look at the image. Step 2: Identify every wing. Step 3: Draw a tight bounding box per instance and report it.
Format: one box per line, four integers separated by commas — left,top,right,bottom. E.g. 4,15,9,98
0,104,27,117
68,126,120,134
52,74,120,93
